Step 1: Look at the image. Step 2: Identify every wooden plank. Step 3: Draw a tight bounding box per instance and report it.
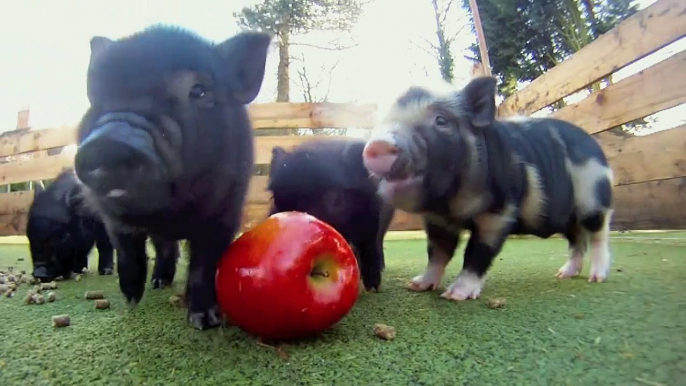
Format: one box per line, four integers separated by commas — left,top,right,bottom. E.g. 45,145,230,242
607,128,686,186
254,135,344,165
599,124,686,158
249,102,377,129
0,213,26,237
551,50,686,134
0,176,270,218
611,177,686,230
0,133,349,185
498,0,686,117
0,103,376,158
0,152,74,186
0,202,426,237
0,191,34,215
0,125,75,158
8,176,685,234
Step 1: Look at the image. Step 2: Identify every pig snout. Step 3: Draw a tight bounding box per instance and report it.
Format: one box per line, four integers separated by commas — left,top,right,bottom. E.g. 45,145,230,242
75,115,161,191
362,139,399,176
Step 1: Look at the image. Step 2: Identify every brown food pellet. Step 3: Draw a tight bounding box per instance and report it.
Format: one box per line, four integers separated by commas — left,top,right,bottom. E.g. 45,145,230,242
47,292,57,302
373,323,397,340
41,282,57,290
487,297,507,309
52,315,70,328
32,294,45,305
169,294,185,308
85,290,104,300
94,299,110,310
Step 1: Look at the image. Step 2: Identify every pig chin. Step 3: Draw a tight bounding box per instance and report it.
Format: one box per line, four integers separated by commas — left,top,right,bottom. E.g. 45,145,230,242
377,176,424,212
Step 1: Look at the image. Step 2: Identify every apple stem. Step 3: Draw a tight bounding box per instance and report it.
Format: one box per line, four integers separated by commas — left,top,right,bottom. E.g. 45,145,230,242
310,270,330,278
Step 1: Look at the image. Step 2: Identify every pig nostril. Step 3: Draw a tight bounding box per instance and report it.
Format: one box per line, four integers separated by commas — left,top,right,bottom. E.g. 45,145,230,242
365,141,399,159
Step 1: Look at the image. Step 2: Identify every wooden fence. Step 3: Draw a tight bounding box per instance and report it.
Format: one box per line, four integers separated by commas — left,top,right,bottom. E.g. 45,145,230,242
0,0,684,236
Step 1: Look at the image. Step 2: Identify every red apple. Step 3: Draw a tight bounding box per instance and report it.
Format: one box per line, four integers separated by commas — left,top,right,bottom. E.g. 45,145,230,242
215,211,360,341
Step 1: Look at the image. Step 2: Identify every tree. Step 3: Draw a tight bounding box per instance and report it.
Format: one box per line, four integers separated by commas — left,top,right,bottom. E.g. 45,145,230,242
234,0,368,103
461,0,638,99
292,53,347,136
414,0,470,83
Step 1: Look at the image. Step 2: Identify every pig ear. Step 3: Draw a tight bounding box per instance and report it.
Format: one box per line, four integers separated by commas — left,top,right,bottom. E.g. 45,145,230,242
461,76,497,128
33,180,45,198
89,36,114,62
216,31,273,104
270,146,287,164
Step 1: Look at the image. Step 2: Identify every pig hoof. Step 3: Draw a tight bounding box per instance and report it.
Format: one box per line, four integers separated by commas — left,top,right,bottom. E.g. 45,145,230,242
587,267,609,283
151,277,172,289
440,271,484,301
406,274,440,291
555,262,582,279
188,305,223,330
99,268,114,276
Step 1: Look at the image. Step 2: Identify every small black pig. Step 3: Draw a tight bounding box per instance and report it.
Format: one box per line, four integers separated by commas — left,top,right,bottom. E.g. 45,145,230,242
72,26,272,329
27,169,179,286
362,76,614,302
27,169,115,282
268,138,395,291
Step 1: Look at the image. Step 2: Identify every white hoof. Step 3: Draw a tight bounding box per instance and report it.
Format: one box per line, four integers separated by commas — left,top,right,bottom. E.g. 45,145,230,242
440,271,485,301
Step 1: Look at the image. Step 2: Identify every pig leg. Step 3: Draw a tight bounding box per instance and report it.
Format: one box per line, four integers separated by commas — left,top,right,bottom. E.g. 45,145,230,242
186,232,233,330
376,203,395,271
112,231,149,306
407,219,458,291
357,238,384,292
556,225,588,279
151,237,180,289
72,249,90,274
441,208,514,301
585,210,613,283
96,233,115,275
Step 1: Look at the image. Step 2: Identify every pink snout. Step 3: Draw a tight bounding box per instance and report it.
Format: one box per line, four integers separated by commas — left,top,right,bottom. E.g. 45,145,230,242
362,139,399,176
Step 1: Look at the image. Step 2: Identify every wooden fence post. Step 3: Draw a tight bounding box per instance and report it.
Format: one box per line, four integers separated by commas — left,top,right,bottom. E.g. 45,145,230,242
467,0,492,76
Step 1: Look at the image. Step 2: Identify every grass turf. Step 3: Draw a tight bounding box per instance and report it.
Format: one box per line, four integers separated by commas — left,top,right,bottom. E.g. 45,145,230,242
0,232,684,385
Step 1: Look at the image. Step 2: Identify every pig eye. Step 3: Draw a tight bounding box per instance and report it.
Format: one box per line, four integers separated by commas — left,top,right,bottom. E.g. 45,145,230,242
435,115,449,126
189,84,207,100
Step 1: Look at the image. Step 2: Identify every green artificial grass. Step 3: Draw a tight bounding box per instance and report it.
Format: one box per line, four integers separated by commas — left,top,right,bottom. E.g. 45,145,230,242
0,233,684,385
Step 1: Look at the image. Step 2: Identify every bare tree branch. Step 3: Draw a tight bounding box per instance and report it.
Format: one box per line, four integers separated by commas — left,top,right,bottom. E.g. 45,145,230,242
290,41,360,51
440,0,455,26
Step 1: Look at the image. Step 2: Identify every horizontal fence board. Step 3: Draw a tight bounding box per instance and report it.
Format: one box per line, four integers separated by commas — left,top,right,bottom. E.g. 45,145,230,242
550,50,686,135
0,125,75,158
3,177,684,235
0,152,74,186
254,135,346,165
0,103,377,158
249,102,377,129
611,177,686,230
0,135,356,185
0,203,426,237
600,125,686,186
498,0,686,117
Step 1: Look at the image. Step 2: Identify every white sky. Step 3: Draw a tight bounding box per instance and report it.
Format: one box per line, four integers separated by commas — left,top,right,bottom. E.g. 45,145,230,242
0,0,680,134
